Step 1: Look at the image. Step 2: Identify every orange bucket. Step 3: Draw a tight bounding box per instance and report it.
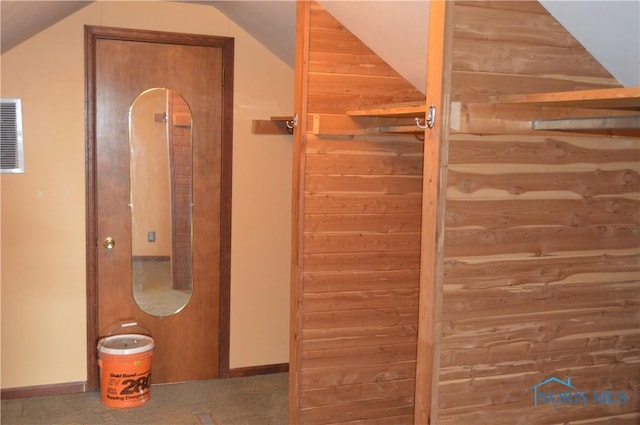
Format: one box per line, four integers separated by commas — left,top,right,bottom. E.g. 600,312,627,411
97,334,154,408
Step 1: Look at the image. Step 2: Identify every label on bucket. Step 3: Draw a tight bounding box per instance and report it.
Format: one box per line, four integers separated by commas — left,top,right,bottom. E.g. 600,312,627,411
105,370,151,401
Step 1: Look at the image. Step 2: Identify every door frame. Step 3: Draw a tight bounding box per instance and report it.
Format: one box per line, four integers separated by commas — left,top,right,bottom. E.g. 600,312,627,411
84,25,234,390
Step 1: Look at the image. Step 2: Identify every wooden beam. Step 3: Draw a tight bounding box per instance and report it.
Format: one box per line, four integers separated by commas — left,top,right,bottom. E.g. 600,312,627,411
533,115,640,131
415,1,452,424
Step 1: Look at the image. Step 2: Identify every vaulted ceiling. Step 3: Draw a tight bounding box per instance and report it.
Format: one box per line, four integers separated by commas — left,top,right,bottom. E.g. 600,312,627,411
2,1,639,92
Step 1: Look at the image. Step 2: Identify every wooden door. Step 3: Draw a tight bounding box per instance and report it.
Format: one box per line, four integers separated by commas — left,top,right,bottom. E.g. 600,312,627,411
85,27,234,387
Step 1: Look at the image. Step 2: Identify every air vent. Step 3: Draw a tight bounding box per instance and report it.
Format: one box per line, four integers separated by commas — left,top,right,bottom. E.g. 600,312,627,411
1,98,24,173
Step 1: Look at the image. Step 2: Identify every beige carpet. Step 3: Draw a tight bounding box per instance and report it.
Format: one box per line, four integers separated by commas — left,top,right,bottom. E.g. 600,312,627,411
1,373,288,425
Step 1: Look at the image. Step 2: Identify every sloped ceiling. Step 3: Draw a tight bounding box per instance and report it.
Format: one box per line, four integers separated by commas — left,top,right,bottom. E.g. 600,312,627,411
2,1,639,91
539,0,640,88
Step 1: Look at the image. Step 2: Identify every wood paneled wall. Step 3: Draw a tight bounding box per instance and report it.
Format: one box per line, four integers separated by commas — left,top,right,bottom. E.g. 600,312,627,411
306,3,424,113
451,1,620,102
432,2,640,423
291,3,424,424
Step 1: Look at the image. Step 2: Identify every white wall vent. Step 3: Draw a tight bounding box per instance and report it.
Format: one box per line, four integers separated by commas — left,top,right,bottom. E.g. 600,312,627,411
1,98,24,173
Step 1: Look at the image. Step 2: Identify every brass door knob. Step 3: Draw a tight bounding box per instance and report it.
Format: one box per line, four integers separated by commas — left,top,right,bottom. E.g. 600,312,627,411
102,236,115,250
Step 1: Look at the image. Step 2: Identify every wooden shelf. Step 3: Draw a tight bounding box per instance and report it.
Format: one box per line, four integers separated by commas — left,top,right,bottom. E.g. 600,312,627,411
301,100,429,136
467,87,640,134
496,87,640,110
309,113,425,136
346,100,426,118
252,116,295,135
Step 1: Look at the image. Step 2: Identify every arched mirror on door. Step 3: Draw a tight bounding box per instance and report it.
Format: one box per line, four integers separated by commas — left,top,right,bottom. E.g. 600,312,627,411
129,88,194,317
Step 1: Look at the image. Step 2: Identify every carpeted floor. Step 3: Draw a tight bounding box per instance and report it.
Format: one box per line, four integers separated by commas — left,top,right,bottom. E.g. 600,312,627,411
1,373,288,425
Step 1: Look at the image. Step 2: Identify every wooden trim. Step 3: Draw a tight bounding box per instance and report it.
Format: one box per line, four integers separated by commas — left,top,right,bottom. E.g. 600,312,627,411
228,363,289,378
414,2,453,424
1,382,87,400
84,24,99,392
218,30,235,380
84,25,233,389
289,2,311,424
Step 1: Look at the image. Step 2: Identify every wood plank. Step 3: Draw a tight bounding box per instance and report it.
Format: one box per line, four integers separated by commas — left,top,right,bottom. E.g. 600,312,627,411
299,397,414,425
302,306,418,331
439,334,640,372
303,270,420,293
305,174,423,195
303,251,421,273
301,343,417,369
415,2,452,424
445,224,639,257
306,135,424,156
441,278,640,320
440,337,639,376
497,87,640,110
533,115,640,131
302,325,418,351
305,213,422,233
303,233,421,254
303,288,419,313
300,361,417,389
443,252,640,288
440,311,639,351
309,51,403,78
447,134,640,165
300,379,415,409
439,341,640,380
446,198,640,228
447,168,640,199
308,73,422,100
304,194,423,214
346,101,426,117
305,152,423,175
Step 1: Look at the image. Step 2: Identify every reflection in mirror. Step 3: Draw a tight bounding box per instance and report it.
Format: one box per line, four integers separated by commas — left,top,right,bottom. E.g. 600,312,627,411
129,88,193,317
